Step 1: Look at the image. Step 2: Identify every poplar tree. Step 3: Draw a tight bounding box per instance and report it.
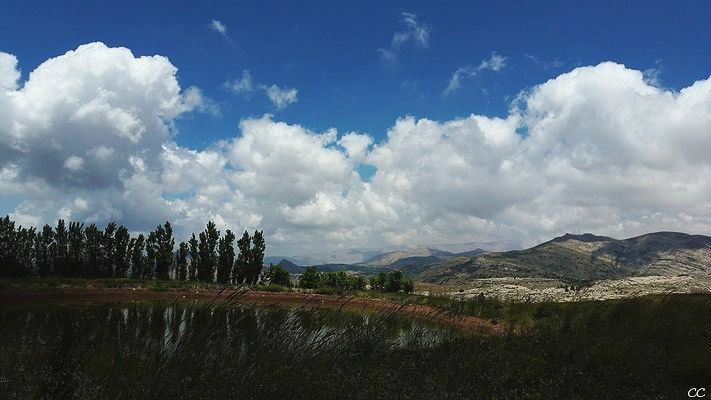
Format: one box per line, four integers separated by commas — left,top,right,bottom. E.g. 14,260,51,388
217,229,236,284
84,224,102,278
34,225,54,277
101,222,117,277
51,219,69,276
234,231,251,284
197,222,219,282
176,242,189,281
67,222,84,277
188,233,199,281
154,222,174,280
145,231,157,279
248,230,266,284
114,226,131,278
129,234,145,278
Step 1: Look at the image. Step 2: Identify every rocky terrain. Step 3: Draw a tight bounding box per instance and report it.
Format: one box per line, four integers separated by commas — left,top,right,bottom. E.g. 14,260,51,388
440,275,711,302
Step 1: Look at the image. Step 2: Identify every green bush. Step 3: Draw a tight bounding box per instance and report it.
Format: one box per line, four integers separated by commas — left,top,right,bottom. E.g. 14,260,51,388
298,268,365,291
370,270,414,293
261,264,292,287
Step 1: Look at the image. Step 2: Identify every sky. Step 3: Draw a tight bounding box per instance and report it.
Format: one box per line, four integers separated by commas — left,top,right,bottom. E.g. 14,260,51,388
1,1,711,260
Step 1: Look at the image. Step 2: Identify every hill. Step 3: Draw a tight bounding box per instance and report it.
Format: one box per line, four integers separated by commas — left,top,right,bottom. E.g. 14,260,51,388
276,259,305,274
419,232,711,284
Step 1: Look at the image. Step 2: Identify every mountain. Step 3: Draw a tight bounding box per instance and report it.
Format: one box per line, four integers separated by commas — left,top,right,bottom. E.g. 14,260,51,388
276,259,305,274
356,247,454,267
419,232,711,284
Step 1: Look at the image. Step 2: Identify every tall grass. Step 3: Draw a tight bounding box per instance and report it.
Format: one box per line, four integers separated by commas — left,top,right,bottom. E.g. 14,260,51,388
1,293,709,399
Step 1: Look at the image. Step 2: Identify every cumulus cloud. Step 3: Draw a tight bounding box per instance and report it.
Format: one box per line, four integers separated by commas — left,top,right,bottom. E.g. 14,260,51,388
378,12,430,63
0,52,20,90
0,42,206,227
262,84,298,110
443,52,507,96
3,43,711,259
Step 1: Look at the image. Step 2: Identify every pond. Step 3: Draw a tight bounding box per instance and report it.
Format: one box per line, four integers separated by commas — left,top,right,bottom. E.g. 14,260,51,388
1,295,707,399
0,301,457,399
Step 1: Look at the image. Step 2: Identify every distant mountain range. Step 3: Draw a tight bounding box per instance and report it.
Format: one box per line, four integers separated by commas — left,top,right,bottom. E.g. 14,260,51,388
420,232,711,284
263,240,514,267
269,232,711,284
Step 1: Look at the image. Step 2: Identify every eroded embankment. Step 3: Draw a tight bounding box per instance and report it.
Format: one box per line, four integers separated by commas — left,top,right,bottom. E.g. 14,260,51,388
0,287,505,335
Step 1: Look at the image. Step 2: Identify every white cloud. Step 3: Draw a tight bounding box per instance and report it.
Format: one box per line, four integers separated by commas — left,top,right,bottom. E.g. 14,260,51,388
443,52,507,96
182,86,220,116
0,52,20,90
210,20,228,38
224,70,253,95
394,12,430,49
64,156,85,172
262,84,298,110
378,12,430,63
478,53,506,71
4,43,711,259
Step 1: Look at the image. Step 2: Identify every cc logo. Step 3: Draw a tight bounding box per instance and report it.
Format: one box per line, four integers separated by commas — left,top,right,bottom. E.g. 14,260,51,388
689,388,706,398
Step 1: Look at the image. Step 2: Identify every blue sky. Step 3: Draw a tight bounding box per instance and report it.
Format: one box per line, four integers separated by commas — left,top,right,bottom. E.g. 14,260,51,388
2,1,711,256
3,0,710,150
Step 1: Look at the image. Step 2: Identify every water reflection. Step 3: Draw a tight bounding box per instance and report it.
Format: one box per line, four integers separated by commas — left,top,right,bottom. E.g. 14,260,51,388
0,301,453,355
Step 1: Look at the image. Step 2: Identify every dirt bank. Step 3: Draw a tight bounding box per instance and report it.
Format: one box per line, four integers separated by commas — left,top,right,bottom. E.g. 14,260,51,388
0,287,505,335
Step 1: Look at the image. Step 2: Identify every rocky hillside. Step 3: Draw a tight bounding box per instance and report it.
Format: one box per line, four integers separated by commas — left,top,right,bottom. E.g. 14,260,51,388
420,232,711,284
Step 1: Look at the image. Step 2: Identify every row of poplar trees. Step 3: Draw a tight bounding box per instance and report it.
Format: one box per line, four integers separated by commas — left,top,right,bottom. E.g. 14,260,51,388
0,215,265,283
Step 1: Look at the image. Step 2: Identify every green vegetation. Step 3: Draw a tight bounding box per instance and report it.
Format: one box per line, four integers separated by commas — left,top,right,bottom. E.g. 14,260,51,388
294,267,366,293
370,269,415,293
0,215,266,284
0,294,708,399
261,264,293,287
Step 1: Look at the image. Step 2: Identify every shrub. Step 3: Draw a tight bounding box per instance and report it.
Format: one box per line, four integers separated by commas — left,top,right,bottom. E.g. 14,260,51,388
298,266,321,289
262,264,292,287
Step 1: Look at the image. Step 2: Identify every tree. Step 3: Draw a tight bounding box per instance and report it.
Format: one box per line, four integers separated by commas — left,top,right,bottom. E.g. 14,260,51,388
197,222,219,282
145,231,157,279
262,264,291,287
233,231,251,284
298,266,321,289
369,270,410,293
370,272,388,292
84,224,102,278
217,229,235,284
114,226,131,278
247,230,266,284
67,222,84,277
100,222,117,277
129,234,145,278
154,222,175,280
0,216,16,278
403,279,415,294
386,270,404,293
51,219,69,276
14,226,35,277
188,233,199,281
175,242,189,281
0,215,267,283
34,225,54,277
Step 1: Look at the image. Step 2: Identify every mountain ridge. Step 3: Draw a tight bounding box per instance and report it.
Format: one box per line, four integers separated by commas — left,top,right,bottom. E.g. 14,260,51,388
420,231,711,284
